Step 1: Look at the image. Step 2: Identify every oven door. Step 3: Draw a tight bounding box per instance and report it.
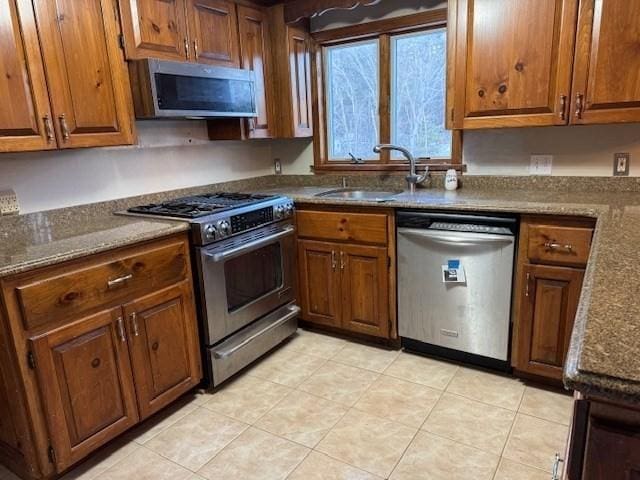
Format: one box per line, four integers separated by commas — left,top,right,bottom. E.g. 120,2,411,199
197,221,296,345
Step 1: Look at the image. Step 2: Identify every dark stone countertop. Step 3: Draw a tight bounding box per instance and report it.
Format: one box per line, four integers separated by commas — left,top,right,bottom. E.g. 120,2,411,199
2,174,639,405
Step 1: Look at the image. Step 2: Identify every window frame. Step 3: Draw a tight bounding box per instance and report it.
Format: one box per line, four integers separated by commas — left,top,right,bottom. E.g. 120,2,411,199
311,9,463,173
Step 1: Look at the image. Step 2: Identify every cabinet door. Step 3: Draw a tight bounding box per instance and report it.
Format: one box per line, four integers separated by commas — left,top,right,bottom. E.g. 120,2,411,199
570,0,640,124
32,0,136,148
186,0,240,67
238,5,273,138
123,281,201,420
297,240,342,328
340,244,389,338
0,0,56,152
452,0,578,128
582,420,640,480
30,307,138,473
119,0,190,61
288,26,313,137
514,264,584,380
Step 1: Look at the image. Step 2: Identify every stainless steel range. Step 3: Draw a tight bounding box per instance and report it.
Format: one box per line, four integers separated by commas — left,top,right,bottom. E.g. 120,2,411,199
124,192,299,387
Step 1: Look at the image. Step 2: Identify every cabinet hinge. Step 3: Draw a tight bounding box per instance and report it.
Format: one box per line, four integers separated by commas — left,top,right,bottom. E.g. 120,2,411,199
48,445,56,464
27,351,36,370
118,34,125,50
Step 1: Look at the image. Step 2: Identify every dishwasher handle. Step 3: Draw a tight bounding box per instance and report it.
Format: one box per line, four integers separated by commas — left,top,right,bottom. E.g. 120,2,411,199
399,228,514,246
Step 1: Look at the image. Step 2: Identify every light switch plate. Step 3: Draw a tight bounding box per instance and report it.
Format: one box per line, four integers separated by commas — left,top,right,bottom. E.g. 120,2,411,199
0,189,19,215
613,153,630,176
529,155,553,175
274,158,282,175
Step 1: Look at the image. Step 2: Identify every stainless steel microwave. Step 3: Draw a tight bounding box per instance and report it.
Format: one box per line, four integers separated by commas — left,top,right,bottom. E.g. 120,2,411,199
129,59,257,119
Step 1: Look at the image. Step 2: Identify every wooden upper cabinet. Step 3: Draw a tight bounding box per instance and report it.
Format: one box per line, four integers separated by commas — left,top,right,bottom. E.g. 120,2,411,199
29,307,139,473
340,244,389,338
570,0,640,124
0,0,56,153
123,281,201,420
288,26,313,137
119,0,190,61
450,0,579,128
186,0,240,67
32,0,136,148
238,5,273,138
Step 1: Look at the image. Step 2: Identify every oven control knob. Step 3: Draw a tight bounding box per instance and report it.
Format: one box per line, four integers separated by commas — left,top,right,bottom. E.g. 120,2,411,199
284,203,294,217
204,224,217,240
274,205,285,219
217,220,231,237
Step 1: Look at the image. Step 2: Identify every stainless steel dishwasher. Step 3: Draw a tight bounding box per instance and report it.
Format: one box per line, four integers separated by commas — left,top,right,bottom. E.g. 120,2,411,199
397,211,517,370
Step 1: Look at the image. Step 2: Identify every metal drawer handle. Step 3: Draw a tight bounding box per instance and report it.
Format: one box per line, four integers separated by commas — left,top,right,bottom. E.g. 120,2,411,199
331,250,337,270
340,251,345,270
559,94,567,120
130,312,140,337
213,305,300,359
116,316,126,343
544,241,573,253
184,37,189,59
43,115,55,141
551,453,564,480
59,114,70,140
107,273,133,288
194,39,199,60
525,272,531,297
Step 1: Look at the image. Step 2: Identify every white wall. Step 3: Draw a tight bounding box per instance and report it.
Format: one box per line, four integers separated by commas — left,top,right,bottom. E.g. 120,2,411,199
0,121,277,214
463,124,640,176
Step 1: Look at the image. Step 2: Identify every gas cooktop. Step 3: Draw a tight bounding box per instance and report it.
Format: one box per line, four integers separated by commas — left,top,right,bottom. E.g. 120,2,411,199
127,192,277,219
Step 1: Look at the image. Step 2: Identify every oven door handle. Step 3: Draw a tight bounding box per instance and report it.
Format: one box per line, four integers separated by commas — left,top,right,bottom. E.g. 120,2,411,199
213,305,301,359
203,226,295,263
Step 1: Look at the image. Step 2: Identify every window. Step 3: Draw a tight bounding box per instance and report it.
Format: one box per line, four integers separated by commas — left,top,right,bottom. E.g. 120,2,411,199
315,10,459,171
391,29,450,159
326,40,380,160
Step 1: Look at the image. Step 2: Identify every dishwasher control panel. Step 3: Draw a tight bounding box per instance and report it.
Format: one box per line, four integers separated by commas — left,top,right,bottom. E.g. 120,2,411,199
429,222,513,235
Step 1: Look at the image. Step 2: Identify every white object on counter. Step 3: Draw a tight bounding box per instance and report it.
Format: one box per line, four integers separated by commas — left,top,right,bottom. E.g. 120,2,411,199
445,169,458,190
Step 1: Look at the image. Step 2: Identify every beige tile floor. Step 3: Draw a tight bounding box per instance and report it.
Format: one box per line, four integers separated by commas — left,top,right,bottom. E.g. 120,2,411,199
0,329,573,480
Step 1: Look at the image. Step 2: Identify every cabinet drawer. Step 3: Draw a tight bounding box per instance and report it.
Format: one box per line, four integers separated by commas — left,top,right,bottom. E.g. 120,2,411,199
582,420,640,480
527,225,593,267
296,210,388,245
15,239,189,330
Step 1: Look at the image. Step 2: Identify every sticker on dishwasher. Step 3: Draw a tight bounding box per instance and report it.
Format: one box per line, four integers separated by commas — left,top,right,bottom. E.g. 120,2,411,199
442,259,466,283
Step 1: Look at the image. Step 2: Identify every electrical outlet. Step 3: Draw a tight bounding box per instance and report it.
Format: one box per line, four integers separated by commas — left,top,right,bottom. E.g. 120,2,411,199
0,189,19,215
529,155,553,175
274,158,282,175
613,153,630,176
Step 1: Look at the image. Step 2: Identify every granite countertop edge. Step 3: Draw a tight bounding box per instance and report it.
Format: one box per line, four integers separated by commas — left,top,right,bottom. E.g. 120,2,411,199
1,181,638,405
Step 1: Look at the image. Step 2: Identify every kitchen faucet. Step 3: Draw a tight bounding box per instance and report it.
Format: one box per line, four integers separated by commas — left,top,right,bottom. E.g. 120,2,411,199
373,144,428,193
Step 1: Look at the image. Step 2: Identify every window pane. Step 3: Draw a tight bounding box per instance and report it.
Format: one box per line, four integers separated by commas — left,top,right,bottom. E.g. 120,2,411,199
391,29,451,159
326,40,379,160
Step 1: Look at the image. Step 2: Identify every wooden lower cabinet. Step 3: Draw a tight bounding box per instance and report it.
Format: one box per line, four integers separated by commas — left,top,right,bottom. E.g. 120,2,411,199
296,207,395,339
340,244,389,338
0,234,201,479
30,307,139,473
512,216,594,382
515,264,584,380
123,281,201,420
297,240,342,328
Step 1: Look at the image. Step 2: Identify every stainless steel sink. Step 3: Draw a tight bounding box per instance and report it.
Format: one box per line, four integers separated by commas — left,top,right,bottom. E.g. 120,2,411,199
315,188,402,201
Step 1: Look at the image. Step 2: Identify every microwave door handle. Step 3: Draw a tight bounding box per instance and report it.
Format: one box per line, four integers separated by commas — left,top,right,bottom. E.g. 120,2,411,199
203,227,295,263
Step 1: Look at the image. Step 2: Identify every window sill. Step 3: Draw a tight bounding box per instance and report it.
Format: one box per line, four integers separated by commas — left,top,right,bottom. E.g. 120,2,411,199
312,163,467,173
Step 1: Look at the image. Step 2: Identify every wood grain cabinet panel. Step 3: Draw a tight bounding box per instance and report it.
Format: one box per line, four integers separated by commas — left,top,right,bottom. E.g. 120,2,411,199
119,0,190,61
0,0,56,152
582,420,640,480
123,281,201,420
288,26,313,137
340,244,389,338
451,0,578,128
570,0,640,124
238,5,273,138
32,0,135,148
186,0,240,67
515,263,584,380
29,307,139,473
297,240,342,328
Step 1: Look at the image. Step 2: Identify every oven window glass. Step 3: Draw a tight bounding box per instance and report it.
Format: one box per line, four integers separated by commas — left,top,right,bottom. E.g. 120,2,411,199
155,73,255,113
224,243,283,312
